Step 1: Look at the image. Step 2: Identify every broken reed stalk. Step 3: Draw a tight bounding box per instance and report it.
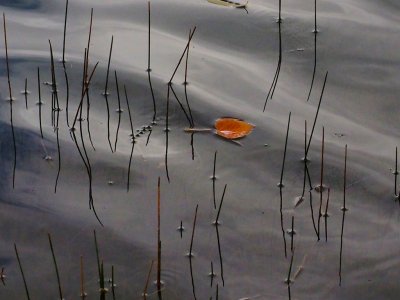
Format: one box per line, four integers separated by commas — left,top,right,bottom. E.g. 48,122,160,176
212,151,217,209
306,27,317,102
216,284,219,300
24,78,28,109
3,13,17,189
317,126,324,240
324,188,330,242
188,204,199,257
80,255,87,299
339,144,348,286
114,71,122,152
305,71,328,156
157,177,162,292
278,112,291,258
48,233,63,300
103,36,114,152
165,87,170,182
146,128,152,146
263,16,282,111
49,40,62,194
62,0,69,63
215,223,225,286
169,84,192,126
143,260,154,300
37,67,44,138
146,2,157,123
394,147,398,197
168,27,197,84
94,230,101,282
215,184,227,225
14,244,31,300
124,85,134,192
183,28,195,127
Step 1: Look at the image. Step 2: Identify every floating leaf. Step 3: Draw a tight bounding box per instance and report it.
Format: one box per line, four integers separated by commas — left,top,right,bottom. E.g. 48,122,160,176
207,0,248,8
214,117,254,140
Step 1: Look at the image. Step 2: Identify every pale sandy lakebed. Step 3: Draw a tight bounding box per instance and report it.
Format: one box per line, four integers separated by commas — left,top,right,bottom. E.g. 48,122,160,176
0,0,399,299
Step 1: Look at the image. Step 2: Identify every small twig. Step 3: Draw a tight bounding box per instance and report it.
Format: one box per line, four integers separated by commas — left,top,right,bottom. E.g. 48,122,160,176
183,28,195,127
168,27,197,84
324,188,330,242
143,260,154,300
212,151,217,209
80,256,87,299
14,244,31,300
215,184,227,225
305,71,328,156
306,27,317,102
114,70,122,152
62,0,69,63
24,78,28,109
188,204,199,257
263,17,282,111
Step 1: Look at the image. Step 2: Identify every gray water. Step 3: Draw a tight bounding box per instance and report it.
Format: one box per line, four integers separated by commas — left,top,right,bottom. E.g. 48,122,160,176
0,0,399,299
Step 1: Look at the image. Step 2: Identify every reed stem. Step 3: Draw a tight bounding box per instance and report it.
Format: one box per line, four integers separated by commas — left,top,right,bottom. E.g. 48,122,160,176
48,233,63,300
14,244,31,300
339,144,348,286
3,13,17,189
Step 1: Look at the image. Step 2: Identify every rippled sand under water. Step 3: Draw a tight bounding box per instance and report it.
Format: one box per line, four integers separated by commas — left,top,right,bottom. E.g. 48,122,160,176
0,0,399,299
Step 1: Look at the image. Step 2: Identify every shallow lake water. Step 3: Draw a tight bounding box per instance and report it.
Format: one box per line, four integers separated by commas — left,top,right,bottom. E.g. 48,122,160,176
0,0,399,299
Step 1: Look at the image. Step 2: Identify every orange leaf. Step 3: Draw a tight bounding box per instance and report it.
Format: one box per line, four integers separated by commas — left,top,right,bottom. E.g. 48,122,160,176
214,118,255,140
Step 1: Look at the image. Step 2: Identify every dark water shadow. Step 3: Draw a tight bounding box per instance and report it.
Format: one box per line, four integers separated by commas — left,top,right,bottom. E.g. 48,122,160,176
0,0,41,10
